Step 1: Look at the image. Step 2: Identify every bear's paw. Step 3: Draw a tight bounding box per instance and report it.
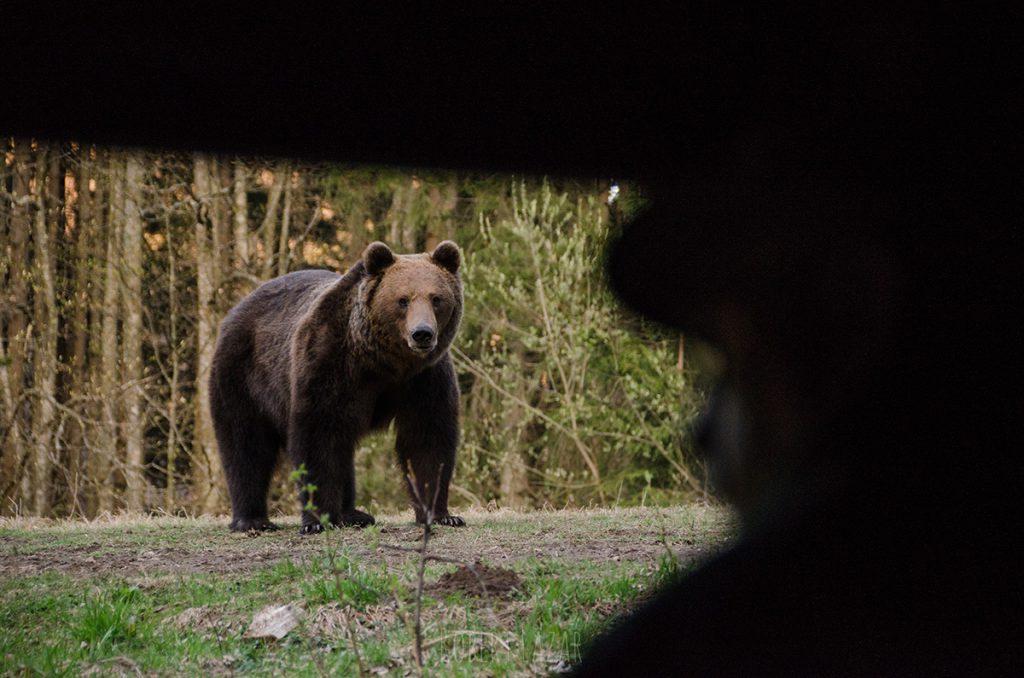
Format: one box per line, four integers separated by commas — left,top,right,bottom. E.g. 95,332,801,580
433,514,466,527
337,509,377,528
229,517,280,533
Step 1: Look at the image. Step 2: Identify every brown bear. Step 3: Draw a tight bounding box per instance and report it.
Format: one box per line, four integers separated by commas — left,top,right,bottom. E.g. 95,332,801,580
209,241,465,533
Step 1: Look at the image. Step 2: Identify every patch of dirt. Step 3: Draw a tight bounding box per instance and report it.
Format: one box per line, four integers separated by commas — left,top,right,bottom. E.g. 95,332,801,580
309,601,401,639
81,656,143,677
308,603,349,637
168,605,222,632
377,525,427,542
506,538,703,564
494,600,535,629
0,544,306,578
201,655,241,677
0,507,734,580
429,560,523,599
0,535,661,579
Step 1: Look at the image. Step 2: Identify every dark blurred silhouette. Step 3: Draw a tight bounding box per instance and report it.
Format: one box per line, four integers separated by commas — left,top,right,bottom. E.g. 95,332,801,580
5,6,1020,676
570,10,1023,677
572,129,1022,675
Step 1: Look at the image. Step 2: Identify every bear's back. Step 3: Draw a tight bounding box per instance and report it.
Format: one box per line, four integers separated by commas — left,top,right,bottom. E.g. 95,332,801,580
221,269,340,337
214,269,346,429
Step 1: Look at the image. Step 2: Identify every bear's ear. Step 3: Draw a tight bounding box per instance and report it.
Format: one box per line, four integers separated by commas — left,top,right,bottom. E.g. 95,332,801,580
431,240,461,274
363,242,395,275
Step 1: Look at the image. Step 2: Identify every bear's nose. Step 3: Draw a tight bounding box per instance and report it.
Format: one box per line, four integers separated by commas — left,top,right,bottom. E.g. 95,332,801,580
412,326,435,346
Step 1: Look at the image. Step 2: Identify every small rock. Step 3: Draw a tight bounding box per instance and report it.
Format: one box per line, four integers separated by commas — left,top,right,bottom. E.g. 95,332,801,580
244,603,304,640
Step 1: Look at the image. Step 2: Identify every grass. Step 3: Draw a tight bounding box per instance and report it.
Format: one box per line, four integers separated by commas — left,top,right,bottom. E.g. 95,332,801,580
0,505,734,676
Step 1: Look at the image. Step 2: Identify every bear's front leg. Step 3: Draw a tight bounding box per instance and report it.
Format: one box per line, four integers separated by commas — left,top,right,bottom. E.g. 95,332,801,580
395,359,465,527
288,415,375,534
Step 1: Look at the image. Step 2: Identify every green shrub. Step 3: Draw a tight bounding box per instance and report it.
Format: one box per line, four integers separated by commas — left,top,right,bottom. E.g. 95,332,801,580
454,181,707,507
74,585,142,649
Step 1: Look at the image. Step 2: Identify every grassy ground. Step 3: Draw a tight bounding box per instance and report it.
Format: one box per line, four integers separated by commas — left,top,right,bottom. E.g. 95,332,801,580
0,505,735,676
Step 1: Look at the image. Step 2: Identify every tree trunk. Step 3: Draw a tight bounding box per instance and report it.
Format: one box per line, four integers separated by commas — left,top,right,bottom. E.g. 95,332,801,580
29,144,59,516
1,140,32,511
0,337,22,513
277,170,293,277
345,211,368,265
96,153,124,513
66,145,94,516
498,447,530,510
122,152,145,510
84,147,109,516
387,178,419,251
260,165,287,279
402,178,420,252
499,384,530,509
206,159,224,297
232,159,249,271
290,168,305,268
54,153,77,514
165,219,180,511
425,180,459,251
193,154,224,513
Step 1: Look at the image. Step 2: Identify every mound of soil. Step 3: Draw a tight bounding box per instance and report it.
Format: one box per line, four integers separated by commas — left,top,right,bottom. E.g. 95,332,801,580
431,560,523,599
168,605,223,632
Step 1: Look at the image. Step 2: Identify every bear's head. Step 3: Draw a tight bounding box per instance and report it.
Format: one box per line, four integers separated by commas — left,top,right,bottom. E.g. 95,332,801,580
361,240,463,369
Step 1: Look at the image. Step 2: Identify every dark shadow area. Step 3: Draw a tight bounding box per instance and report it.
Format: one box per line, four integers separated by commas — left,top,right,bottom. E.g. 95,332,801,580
4,5,1020,675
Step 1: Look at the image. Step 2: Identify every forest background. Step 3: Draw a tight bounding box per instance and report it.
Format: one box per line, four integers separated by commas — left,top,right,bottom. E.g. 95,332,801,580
0,139,710,518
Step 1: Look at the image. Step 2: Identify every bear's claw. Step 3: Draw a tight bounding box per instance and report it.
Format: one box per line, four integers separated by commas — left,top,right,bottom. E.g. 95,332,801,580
300,510,376,534
434,515,466,527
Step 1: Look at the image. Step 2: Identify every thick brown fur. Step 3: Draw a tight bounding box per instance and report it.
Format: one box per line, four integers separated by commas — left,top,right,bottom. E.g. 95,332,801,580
209,241,465,533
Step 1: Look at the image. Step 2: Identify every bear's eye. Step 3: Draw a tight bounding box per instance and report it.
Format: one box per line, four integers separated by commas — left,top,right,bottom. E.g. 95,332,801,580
431,296,442,308
398,297,409,309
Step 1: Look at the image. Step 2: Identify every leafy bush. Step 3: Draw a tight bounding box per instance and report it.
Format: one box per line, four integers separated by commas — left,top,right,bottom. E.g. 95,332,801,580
453,181,706,507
